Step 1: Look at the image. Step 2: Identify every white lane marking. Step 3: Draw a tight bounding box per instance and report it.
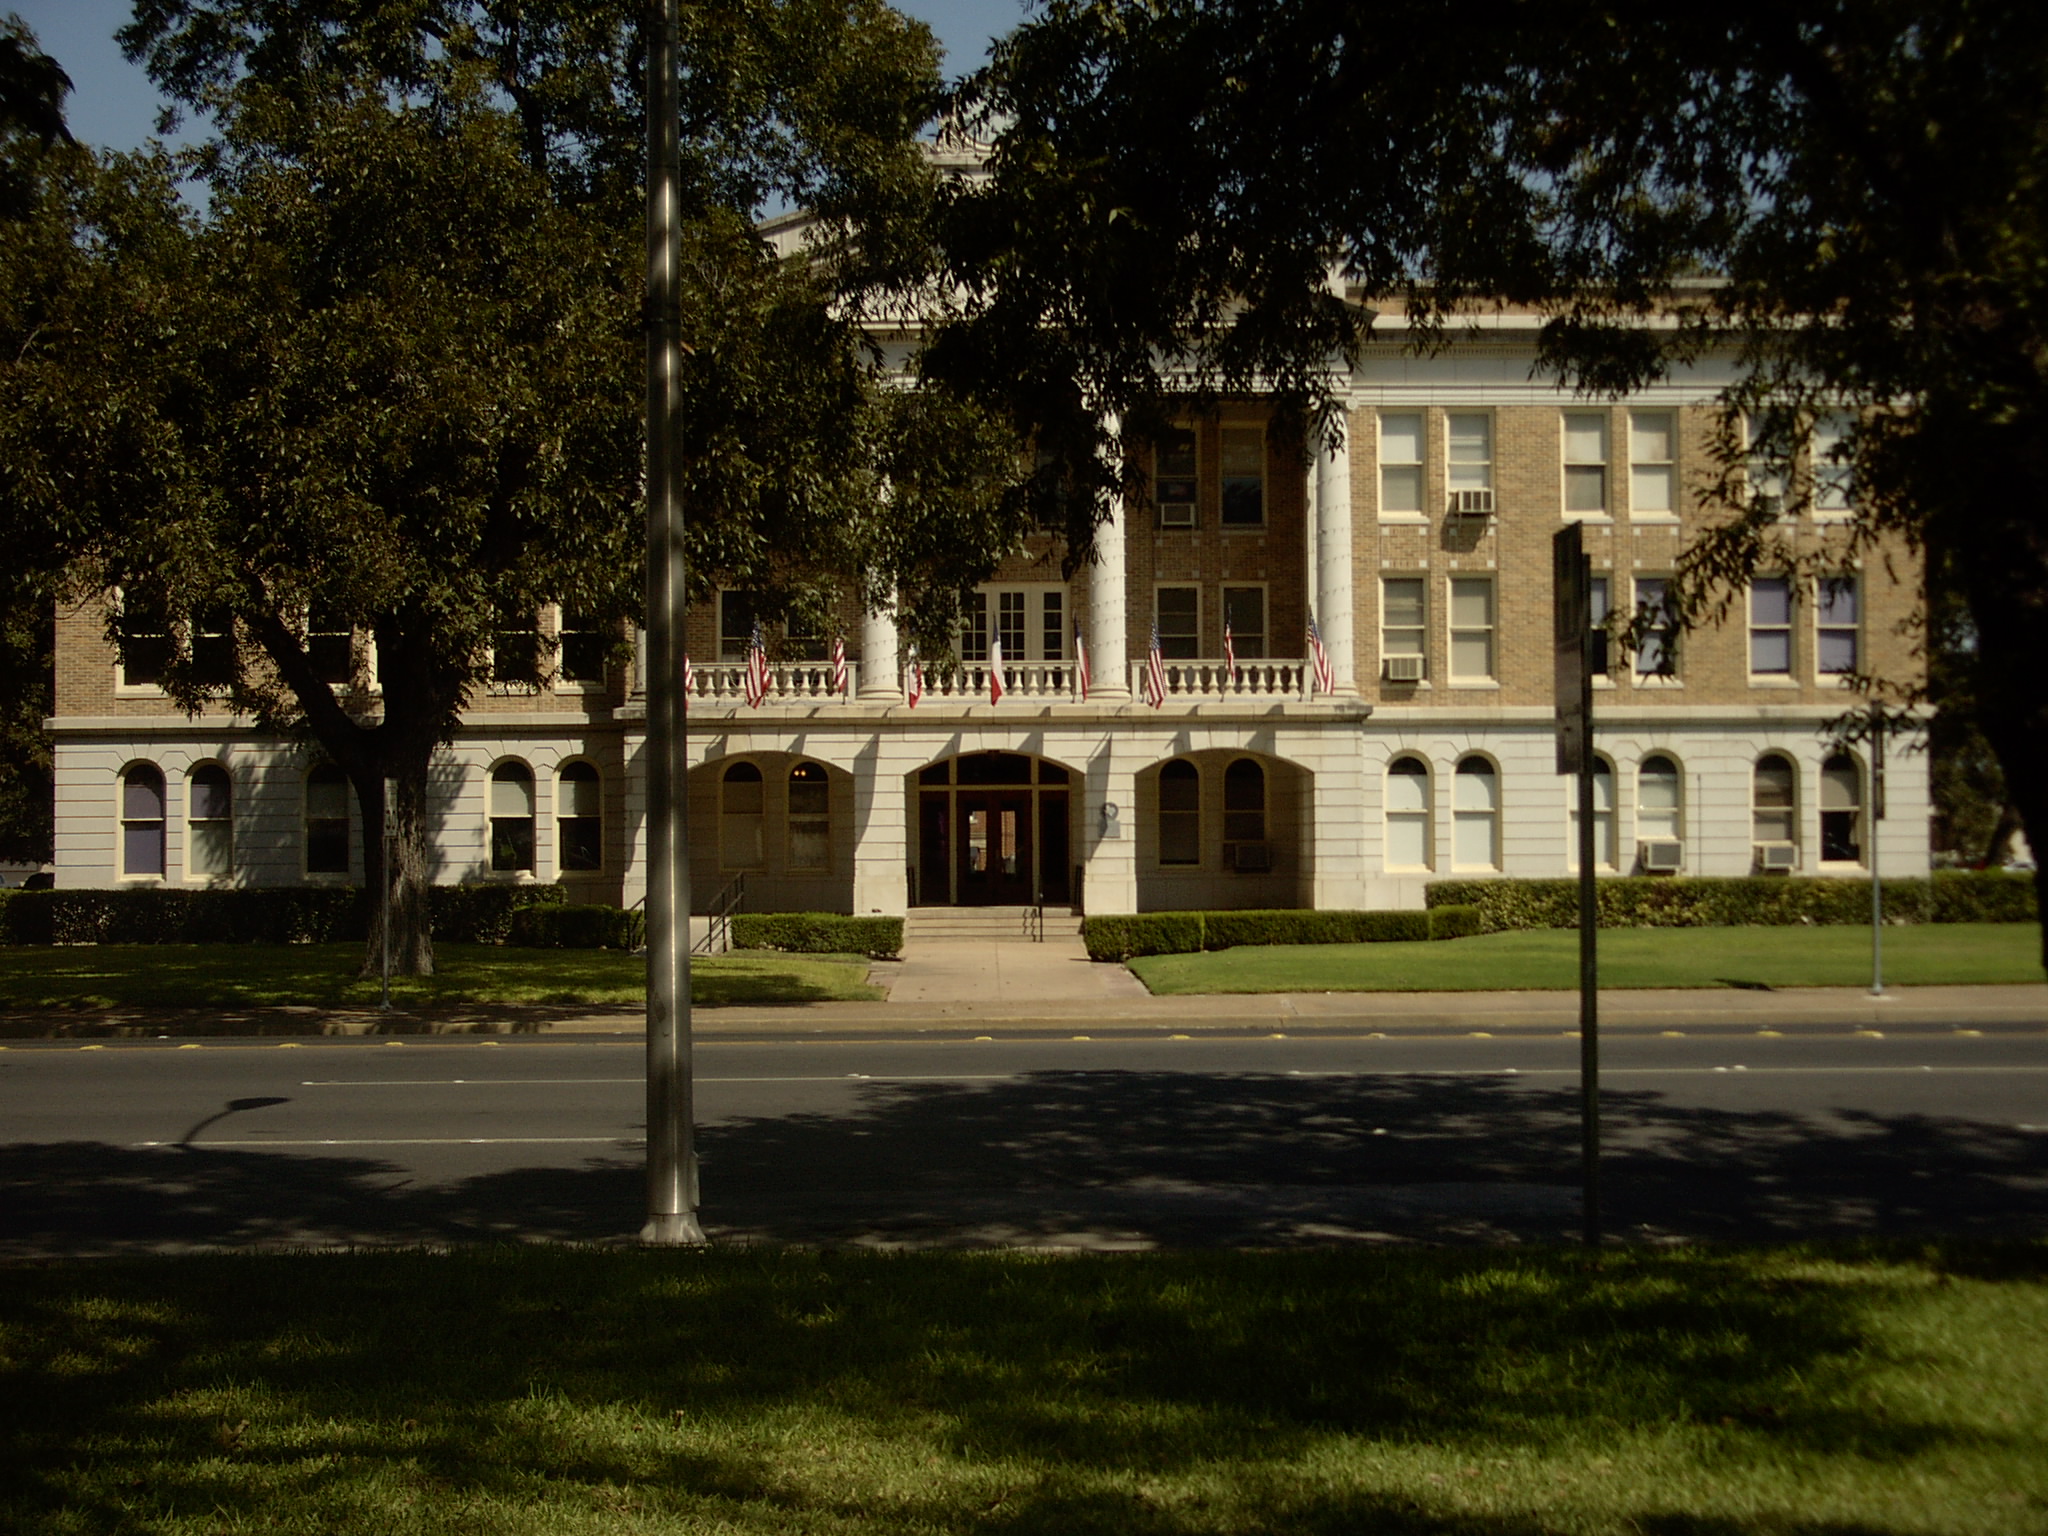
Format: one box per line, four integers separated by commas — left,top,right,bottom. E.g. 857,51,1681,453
296,1065,2048,1087
134,1137,640,1148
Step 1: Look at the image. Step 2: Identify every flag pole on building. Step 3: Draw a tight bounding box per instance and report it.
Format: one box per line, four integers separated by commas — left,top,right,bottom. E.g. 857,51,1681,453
641,0,704,1246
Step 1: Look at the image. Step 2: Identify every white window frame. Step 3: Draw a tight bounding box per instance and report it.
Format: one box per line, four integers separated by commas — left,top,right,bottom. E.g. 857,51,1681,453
111,589,171,696
1157,758,1202,868
1636,753,1685,848
487,758,539,878
1381,576,1427,681
1819,751,1866,866
1450,755,1502,871
1752,753,1800,860
1562,410,1611,519
118,760,168,881
552,605,610,694
488,610,544,695
1816,574,1860,680
1811,412,1855,518
1568,755,1619,872
556,759,604,874
1384,754,1434,871
185,762,234,882
1632,576,1680,684
787,761,831,873
720,760,766,871
1748,576,1796,682
1446,575,1497,686
1377,410,1426,520
303,763,353,882
1628,408,1679,521
1220,583,1268,660
1445,411,1493,502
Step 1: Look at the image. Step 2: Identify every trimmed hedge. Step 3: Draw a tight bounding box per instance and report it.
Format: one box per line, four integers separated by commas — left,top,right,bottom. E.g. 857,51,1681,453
1082,907,1480,962
506,903,645,950
731,913,904,958
0,882,567,946
1424,870,2039,933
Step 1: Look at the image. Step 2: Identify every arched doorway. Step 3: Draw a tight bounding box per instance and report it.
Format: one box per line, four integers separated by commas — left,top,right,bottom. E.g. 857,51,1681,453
913,752,1073,907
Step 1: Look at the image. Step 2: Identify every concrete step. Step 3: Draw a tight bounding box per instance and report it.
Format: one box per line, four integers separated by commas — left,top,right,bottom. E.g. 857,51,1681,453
904,907,1083,942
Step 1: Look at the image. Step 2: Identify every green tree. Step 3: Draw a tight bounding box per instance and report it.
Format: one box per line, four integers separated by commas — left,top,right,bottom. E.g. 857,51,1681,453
0,13,80,867
930,0,2048,957
2,1,1028,971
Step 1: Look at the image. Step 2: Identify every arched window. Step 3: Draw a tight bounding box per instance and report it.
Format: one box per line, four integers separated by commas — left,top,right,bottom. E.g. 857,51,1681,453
188,765,233,877
1452,756,1500,869
121,763,166,877
721,761,764,869
1820,753,1864,863
558,762,602,872
489,761,536,872
1570,757,1618,870
1223,759,1267,848
306,763,350,875
1638,755,1682,845
1157,759,1200,866
1753,753,1798,860
1385,755,1432,869
788,762,830,870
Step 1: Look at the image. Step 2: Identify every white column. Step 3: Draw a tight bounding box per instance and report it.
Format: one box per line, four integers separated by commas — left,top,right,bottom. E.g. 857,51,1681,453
850,742,908,915
1315,418,1357,693
1088,411,1131,698
857,587,898,700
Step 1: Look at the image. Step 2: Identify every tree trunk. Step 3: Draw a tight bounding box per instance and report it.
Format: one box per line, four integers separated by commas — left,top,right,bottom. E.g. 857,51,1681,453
357,757,436,978
1983,801,2023,870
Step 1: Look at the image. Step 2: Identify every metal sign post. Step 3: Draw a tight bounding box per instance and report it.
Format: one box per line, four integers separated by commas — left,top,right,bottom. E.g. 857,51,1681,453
641,0,704,1246
380,777,395,1012
1870,702,1887,997
1554,525,1600,1247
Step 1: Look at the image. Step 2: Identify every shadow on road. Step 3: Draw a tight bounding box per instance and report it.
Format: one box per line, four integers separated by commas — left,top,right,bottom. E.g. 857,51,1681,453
4,1072,2045,1254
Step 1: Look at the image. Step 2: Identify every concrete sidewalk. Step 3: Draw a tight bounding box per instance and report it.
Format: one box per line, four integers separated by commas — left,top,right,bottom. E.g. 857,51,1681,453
7,981,2043,1040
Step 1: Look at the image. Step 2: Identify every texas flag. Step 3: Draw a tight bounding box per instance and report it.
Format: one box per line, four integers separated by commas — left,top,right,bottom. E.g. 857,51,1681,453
1074,624,1090,701
906,645,923,708
987,634,1007,704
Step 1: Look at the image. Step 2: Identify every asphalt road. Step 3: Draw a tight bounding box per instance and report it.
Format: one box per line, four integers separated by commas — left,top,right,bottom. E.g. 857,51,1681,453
5,1030,2047,1254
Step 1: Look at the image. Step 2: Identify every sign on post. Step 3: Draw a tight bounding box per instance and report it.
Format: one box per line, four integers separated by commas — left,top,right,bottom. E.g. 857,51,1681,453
1554,523,1589,775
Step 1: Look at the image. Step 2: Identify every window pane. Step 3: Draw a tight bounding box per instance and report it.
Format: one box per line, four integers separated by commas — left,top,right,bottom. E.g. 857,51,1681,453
1755,758,1796,808
790,821,830,870
789,765,829,816
1450,579,1493,628
1159,811,1200,865
1379,412,1423,464
1630,463,1674,512
189,819,232,875
1383,579,1425,629
1751,630,1792,674
124,823,164,876
1563,413,1608,465
307,820,349,874
1454,814,1497,867
560,612,606,682
491,818,535,872
123,769,165,821
1639,757,1680,810
1564,465,1606,513
307,773,349,822
189,767,231,821
1220,428,1264,524
1820,757,1861,810
1819,577,1857,624
1387,814,1429,867
491,766,535,818
1447,413,1491,490
1752,578,1791,625
1631,410,1674,464
560,765,601,818
1386,759,1429,813
1159,761,1199,812
1157,588,1199,657
1222,588,1265,656
560,815,602,871
1453,759,1497,811
1818,630,1858,674
1449,631,1494,678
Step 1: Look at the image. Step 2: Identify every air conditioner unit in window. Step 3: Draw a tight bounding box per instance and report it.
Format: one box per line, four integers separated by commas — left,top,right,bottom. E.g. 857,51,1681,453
1382,654,1425,683
1449,488,1495,515
1639,839,1684,874
1754,842,1798,872
1158,500,1196,528
1229,842,1274,872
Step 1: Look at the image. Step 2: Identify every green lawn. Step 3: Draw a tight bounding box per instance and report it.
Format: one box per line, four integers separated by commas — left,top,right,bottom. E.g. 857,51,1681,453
1132,921,2047,994
1,1243,2043,1535
0,943,881,1011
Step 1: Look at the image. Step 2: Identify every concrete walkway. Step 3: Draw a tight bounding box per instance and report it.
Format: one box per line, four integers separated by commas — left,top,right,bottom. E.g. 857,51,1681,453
882,935,1151,1006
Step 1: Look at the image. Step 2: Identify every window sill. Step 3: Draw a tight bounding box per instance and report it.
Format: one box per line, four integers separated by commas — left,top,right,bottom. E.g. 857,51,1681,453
1629,514,1682,526
1561,513,1614,524
1377,514,1430,526
553,681,609,696
1631,675,1685,689
114,684,169,699
116,874,166,884
1219,524,1268,534
1446,679,1501,690
1748,676,1799,688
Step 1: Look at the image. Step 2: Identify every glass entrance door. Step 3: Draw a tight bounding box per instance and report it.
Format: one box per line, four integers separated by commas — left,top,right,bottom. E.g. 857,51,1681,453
957,792,1034,905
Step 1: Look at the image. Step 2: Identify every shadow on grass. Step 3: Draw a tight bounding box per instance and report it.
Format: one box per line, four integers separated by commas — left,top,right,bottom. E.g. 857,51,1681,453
0,1234,2038,1534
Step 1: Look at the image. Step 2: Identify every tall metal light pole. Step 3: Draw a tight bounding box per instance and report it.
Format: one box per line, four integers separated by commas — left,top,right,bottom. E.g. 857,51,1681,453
641,0,704,1246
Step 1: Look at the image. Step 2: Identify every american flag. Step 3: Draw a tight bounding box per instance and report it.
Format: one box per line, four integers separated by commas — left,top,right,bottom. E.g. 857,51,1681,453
987,634,1007,704
906,645,922,708
682,653,694,697
1307,609,1332,696
1144,619,1166,708
1223,616,1236,691
743,620,770,708
830,633,847,697
1074,624,1089,700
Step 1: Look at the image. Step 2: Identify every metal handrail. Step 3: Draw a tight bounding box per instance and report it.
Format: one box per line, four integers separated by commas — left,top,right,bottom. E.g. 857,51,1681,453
692,872,744,955
1023,895,1044,943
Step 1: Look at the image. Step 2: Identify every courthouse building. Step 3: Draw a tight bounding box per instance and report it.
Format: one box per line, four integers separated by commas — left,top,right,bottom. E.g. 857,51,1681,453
46,290,1929,913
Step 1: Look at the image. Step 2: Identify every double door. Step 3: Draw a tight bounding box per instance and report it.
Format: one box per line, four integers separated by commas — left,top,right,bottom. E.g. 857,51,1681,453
917,789,1070,906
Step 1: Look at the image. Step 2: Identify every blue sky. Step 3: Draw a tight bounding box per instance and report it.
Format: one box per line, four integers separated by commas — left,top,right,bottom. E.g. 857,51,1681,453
9,0,1032,151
